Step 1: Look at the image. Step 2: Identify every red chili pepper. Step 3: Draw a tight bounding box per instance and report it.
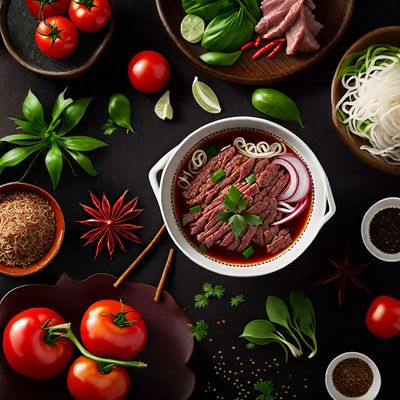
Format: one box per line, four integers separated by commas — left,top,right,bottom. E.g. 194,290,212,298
267,41,284,59
255,36,262,48
252,39,280,60
241,41,255,50
278,38,287,42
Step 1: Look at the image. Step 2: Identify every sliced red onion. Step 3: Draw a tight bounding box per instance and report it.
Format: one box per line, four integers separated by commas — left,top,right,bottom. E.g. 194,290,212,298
277,201,296,212
273,196,309,226
271,158,299,202
274,154,311,203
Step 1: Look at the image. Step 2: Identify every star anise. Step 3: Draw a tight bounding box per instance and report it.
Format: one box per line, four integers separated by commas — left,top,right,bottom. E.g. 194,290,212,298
315,243,373,307
78,190,143,259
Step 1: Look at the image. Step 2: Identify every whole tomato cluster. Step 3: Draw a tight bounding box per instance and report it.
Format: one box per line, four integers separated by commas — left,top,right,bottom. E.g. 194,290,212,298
26,0,112,59
2,300,147,400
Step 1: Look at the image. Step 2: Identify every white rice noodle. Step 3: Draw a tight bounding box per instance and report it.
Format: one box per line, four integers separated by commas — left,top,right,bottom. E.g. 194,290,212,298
188,150,208,174
177,170,194,189
233,137,286,158
336,54,400,165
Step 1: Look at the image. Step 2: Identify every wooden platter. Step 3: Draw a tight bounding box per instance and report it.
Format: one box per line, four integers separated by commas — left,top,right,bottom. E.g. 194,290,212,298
331,26,400,175
155,0,355,85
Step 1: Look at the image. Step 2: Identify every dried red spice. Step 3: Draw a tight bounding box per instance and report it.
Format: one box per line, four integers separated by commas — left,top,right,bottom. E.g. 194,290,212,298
78,190,143,259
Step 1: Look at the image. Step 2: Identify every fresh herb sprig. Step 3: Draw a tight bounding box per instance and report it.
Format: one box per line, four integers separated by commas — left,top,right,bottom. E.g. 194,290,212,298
217,185,261,237
0,88,107,189
230,293,245,307
254,380,275,400
102,119,118,136
194,282,225,308
188,320,209,342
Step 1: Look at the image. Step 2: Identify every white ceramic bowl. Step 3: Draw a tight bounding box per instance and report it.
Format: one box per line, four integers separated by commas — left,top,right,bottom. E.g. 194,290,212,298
361,197,400,262
149,116,336,277
325,352,381,400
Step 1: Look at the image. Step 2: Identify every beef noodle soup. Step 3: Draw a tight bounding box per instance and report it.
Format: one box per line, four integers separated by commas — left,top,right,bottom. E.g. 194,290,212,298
173,128,312,265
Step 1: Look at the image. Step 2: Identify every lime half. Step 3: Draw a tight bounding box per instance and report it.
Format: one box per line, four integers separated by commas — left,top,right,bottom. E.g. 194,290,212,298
154,90,173,120
192,76,222,114
180,14,205,44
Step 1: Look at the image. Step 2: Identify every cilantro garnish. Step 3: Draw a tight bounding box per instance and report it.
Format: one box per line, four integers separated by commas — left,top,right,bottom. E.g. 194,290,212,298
194,283,225,308
102,119,118,136
188,320,209,342
230,293,245,307
254,380,276,400
194,294,209,308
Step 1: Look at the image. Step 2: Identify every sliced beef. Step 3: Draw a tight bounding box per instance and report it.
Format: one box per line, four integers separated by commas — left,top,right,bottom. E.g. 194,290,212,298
204,224,231,248
252,226,265,246
257,164,280,187
253,158,270,174
196,221,223,244
305,0,315,10
264,226,280,244
221,232,235,247
285,6,306,55
270,173,289,198
239,157,256,180
304,5,323,36
237,225,259,252
226,236,240,251
182,211,202,224
297,22,320,53
243,183,260,198
267,230,292,254
247,201,267,215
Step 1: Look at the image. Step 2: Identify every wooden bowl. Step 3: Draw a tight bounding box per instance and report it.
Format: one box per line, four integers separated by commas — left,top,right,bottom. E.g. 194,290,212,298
155,0,354,85
0,182,65,277
0,0,116,79
331,26,400,175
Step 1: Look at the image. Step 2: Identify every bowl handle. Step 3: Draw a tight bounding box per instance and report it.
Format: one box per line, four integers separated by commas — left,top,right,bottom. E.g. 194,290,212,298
148,148,176,204
318,171,336,229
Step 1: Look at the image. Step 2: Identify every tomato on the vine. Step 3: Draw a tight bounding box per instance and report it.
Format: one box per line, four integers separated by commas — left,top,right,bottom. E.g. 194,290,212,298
67,356,130,400
2,308,74,380
25,0,69,19
68,0,111,33
35,16,79,59
127,51,170,94
80,299,148,360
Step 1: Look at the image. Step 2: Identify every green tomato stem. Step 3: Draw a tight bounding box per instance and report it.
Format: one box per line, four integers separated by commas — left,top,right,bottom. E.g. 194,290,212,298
46,322,147,368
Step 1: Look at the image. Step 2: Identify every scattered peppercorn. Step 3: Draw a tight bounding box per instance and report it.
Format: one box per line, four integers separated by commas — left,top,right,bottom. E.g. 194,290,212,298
369,207,400,254
332,357,373,397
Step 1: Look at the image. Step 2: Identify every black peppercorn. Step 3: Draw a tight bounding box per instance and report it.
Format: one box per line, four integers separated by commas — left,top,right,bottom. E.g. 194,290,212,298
369,207,400,254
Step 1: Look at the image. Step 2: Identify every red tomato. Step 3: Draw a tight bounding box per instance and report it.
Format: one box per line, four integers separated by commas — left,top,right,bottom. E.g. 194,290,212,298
25,0,69,19
80,300,147,360
68,0,111,33
2,308,74,380
366,295,400,338
67,356,130,400
35,16,79,59
127,51,170,94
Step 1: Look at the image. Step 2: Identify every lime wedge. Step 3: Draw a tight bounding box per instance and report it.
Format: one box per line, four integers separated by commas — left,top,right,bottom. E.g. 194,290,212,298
154,90,173,120
192,76,222,114
180,14,205,44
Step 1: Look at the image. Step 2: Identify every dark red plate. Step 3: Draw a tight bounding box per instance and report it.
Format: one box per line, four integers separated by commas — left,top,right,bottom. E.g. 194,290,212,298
0,273,195,400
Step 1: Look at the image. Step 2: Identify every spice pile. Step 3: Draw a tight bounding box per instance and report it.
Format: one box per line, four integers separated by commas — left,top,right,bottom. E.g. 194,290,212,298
0,190,56,267
332,357,373,397
369,207,400,254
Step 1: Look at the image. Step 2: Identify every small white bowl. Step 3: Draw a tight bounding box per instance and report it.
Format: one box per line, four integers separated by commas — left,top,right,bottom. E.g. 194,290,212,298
361,197,400,262
325,352,381,400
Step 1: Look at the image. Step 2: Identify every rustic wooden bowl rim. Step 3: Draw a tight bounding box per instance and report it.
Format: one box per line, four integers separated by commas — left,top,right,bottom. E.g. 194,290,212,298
0,182,65,277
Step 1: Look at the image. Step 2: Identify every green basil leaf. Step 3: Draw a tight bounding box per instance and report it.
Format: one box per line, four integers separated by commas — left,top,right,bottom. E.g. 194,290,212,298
0,134,43,146
217,210,233,222
61,98,92,134
243,213,262,225
240,319,278,344
201,6,255,52
45,144,63,189
229,214,246,237
60,136,107,151
182,0,236,22
66,150,97,176
52,87,73,122
22,90,45,126
266,295,291,330
0,143,44,167
10,118,44,136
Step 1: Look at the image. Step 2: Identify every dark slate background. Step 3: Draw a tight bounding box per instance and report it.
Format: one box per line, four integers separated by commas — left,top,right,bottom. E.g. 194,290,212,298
0,1,399,399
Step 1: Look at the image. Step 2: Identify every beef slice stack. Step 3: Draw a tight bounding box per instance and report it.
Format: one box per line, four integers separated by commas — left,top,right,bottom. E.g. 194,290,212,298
181,146,293,256
255,0,323,55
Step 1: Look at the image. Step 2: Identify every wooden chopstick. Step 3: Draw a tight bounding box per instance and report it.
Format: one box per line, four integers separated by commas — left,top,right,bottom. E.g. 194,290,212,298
154,248,175,302
113,224,166,288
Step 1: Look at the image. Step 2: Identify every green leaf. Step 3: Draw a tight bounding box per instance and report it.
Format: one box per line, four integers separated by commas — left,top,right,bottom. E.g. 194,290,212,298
217,210,233,222
266,295,291,331
66,150,97,176
229,214,246,237
254,380,275,400
240,319,278,345
61,98,92,134
0,134,43,146
102,119,118,136
52,87,73,122
202,282,214,297
230,293,245,307
10,118,44,135
0,143,44,167
188,320,209,342
60,136,107,152
194,294,209,308
228,184,242,205
22,90,45,126
241,0,260,20
211,284,225,298
182,0,236,22
45,144,63,189
243,213,262,225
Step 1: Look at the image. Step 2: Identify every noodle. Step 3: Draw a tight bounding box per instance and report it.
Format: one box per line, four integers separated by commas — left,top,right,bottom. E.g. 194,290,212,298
233,137,286,158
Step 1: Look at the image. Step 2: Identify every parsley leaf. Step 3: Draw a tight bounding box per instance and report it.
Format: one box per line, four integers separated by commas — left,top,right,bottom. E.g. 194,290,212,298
229,214,247,237
212,284,225,298
243,214,262,225
194,294,209,308
254,380,275,400
230,293,245,307
188,320,209,342
102,119,118,136
202,282,214,296
217,210,234,222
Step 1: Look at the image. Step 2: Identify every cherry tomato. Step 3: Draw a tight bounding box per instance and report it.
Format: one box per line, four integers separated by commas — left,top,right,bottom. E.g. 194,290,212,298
2,308,74,380
35,16,79,59
127,51,170,94
25,0,69,19
80,300,147,360
68,0,111,33
366,295,400,338
67,356,130,400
